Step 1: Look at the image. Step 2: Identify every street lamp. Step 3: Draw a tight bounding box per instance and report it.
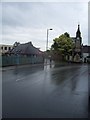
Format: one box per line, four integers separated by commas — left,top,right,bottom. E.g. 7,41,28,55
46,28,53,51
45,28,53,64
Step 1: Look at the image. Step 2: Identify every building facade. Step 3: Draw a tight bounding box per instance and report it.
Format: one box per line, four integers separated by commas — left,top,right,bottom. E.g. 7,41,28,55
0,44,13,55
82,45,90,62
71,24,82,62
1,42,44,66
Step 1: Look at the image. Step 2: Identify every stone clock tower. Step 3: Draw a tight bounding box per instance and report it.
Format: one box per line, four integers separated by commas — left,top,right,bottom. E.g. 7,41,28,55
73,24,82,62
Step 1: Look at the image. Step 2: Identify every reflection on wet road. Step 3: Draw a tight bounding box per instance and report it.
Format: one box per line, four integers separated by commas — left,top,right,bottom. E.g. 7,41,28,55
2,64,88,118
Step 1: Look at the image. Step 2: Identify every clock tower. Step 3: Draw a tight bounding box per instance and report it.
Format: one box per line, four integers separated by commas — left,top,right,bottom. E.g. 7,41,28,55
73,24,82,62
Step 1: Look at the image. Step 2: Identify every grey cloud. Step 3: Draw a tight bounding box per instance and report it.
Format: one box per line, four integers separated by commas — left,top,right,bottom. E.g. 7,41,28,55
2,2,87,28
1,2,88,50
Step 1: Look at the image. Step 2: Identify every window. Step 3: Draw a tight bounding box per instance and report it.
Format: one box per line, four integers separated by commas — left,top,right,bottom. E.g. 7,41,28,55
5,47,7,50
9,47,11,50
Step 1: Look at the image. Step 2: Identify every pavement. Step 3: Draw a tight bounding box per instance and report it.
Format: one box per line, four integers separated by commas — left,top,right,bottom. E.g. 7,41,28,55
2,63,89,118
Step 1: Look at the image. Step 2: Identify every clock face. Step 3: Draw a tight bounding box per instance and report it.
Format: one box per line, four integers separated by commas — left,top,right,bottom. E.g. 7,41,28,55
77,37,79,40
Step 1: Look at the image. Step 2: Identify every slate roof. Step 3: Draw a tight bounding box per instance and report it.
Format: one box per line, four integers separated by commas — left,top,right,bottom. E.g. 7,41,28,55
8,42,43,55
82,45,90,53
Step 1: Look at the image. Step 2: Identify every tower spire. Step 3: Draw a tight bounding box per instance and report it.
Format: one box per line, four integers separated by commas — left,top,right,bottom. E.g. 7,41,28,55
76,24,81,38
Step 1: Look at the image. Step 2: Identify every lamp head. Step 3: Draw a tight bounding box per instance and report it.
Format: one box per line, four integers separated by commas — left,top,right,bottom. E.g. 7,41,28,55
49,28,53,30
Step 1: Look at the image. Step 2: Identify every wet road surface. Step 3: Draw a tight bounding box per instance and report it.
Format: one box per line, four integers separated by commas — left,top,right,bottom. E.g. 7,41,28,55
2,63,88,118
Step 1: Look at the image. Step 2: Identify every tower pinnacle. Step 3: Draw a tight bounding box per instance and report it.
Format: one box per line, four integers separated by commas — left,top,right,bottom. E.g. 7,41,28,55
76,24,81,38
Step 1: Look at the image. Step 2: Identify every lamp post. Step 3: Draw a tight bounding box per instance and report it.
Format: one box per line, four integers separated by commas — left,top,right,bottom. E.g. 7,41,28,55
46,28,53,64
46,28,53,51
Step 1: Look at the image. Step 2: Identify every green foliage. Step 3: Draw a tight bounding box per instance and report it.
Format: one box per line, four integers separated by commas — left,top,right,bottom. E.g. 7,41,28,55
64,32,70,38
51,32,74,56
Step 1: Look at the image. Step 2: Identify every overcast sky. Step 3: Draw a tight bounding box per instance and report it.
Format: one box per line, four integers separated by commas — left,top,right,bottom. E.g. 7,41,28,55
1,1,88,51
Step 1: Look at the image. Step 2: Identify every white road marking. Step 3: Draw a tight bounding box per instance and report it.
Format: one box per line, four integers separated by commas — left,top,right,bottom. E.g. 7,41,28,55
16,77,27,82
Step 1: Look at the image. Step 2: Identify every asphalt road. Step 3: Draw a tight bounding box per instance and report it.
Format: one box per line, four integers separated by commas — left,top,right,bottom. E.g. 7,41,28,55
2,63,88,118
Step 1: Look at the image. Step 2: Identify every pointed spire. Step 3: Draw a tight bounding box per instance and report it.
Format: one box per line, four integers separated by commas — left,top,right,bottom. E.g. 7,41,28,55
76,24,81,38
77,24,80,31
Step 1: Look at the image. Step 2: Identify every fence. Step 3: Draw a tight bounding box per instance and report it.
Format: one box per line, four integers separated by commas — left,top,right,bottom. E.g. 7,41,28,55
1,55,44,67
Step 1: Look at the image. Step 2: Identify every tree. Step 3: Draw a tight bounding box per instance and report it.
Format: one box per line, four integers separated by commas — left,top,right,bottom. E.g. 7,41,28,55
51,32,74,60
64,32,70,38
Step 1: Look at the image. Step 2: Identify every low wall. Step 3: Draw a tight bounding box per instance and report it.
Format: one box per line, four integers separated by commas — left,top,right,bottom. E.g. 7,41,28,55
1,55,44,67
